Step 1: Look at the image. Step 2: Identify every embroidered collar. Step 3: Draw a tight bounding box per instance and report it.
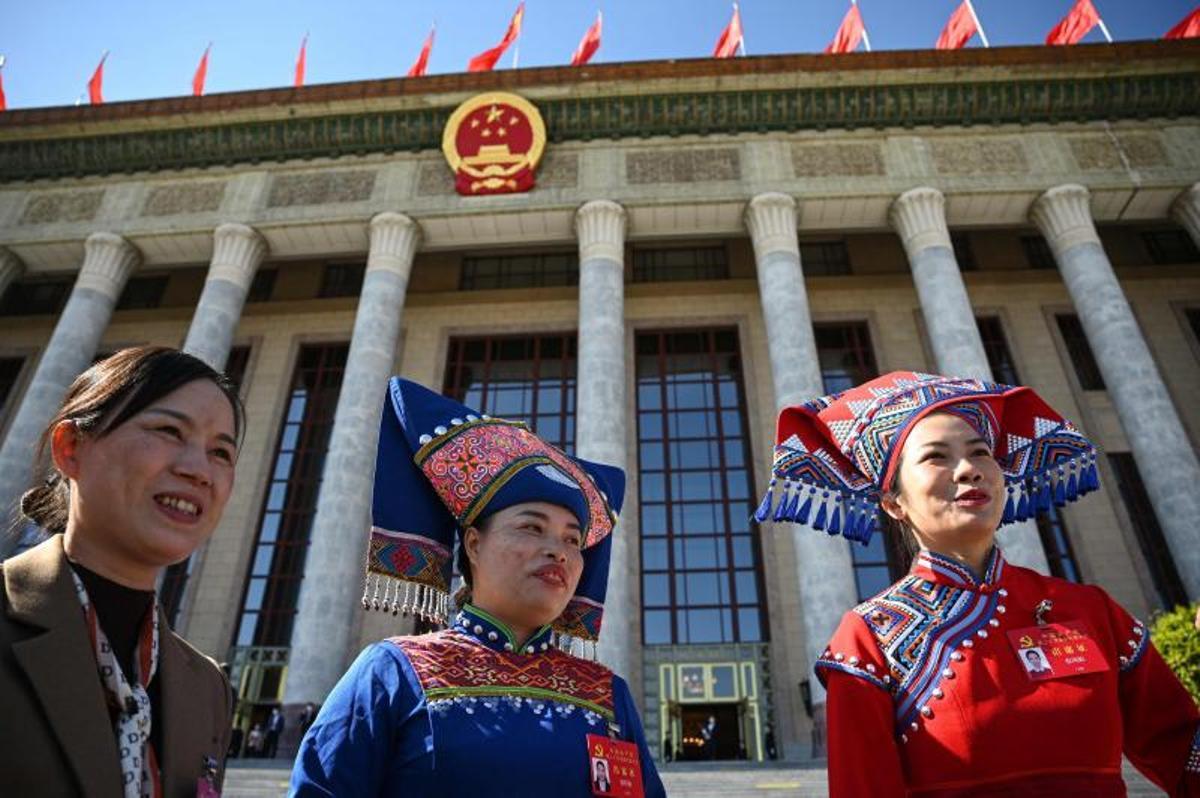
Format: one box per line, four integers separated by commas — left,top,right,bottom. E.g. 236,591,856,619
452,604,555,655
911,547,1006,592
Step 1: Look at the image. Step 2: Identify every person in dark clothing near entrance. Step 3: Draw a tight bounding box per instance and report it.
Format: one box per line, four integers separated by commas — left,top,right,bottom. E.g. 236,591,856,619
265,706,285,758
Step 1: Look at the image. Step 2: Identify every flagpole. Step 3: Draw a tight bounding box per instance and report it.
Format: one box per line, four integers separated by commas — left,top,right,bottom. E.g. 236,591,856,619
852,0,873,52
1096,17,1114,43
965,0,990,47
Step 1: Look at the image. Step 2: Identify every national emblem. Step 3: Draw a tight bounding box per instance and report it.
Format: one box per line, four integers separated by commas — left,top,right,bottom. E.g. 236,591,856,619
442,92,546,196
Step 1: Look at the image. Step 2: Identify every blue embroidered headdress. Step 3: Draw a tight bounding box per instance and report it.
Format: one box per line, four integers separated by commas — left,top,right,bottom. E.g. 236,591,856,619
756,371,1100,545
363,377,625,645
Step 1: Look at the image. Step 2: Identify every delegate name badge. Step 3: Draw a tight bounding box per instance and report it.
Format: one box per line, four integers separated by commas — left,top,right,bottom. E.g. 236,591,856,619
586,733,644,798
1007,620,1110,682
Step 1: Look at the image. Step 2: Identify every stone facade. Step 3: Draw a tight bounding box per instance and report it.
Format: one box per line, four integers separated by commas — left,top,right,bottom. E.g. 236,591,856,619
0,41,1198,765
143,181,227,217
266,170,377,208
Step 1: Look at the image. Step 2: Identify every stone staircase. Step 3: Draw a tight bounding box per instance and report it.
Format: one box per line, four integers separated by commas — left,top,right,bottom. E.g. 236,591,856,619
224,759,1167,797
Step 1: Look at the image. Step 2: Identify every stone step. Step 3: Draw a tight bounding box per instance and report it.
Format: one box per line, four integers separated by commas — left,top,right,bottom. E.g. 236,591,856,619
223,761,1166,797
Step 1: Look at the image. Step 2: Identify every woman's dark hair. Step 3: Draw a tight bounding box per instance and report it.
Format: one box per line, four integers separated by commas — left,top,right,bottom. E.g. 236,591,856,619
19,346,244,535
881,471,919,559
455,512,497,588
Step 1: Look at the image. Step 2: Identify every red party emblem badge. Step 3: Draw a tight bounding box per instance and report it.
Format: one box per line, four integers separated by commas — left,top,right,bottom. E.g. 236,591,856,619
442,92,546,196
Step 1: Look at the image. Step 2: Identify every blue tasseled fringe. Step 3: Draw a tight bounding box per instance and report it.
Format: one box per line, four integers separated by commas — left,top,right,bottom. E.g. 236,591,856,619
796,492,813,525
751,447,1098,543
754,488,774,523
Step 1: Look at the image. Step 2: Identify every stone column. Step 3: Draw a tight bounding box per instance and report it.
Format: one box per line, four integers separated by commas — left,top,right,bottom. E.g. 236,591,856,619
183,223,267,371
285,212,420,703
1032,184,1200,600
744,193,858,706
0,233,140,554
1170,183,1200,251
573,200,632,679
890,187,1050,574
0,247,24,302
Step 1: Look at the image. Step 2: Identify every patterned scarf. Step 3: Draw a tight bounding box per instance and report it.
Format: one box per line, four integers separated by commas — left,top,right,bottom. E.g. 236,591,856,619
70,570,162,798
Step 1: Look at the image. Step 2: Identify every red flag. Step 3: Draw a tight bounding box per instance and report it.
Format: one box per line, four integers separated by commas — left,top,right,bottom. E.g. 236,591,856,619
468,3,524,72
407,28,435,77
1165,7,1200,39
571,11,602,66
88,53,107,105
1045,0,1101,45
0,67,6,113
936,1,978,49
294,35,308,87
192,44,211,96
712,4,744,58
825,4,866,54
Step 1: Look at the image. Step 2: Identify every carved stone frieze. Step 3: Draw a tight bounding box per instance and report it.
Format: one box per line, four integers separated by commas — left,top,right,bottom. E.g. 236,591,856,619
791,142,883,177
20,190,104,224
267,170,376,208
626,148,739,184
142,181,226,216
930,138,1027,175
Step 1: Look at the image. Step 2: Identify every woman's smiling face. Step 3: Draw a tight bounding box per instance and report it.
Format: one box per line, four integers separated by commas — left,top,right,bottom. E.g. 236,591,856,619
56,378,238,577
881,411,1005,552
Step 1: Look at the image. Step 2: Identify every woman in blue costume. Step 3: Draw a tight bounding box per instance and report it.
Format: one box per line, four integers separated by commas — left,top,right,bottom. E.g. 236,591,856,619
290,377,666,798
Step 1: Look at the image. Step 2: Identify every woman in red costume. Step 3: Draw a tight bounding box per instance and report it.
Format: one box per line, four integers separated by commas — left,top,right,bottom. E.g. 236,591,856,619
755,371,1199,797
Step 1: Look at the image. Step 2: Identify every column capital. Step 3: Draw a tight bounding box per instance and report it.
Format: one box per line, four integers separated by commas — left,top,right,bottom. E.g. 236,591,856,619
367,212,421,276
745,192,798,260
76,232,140,298
575,200,626,263
890,186,951,255
208,223,267,287
1170,183,1200,247
1029,183,1100,254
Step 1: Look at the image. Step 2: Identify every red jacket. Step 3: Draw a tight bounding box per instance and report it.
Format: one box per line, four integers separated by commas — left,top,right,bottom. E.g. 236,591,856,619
818,548,1200,796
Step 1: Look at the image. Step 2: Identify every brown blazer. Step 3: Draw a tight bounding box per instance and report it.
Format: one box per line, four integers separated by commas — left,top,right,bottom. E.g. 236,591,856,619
0,536,232,797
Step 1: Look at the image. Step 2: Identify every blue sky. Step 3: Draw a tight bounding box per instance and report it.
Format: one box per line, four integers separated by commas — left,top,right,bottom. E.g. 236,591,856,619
1,1,1195,110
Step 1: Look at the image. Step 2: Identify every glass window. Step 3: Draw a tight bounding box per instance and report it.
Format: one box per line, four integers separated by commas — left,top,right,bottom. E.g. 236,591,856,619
951,233,977,272
1186,308,1200,348
636,328,768,644
1034,505,1081,583
0,278,71,316
1021,235,1057,270
1108,453,1188,609
632,247,729,283
234,343,349,647
460,252,579,290
1141,230,1199,266
116,276,168,310
976,316,1021,385
0,356,25,422
319,263,366,298
248,268,277,303
443,333,577,452
1055,314,1105,391
798,241,851,276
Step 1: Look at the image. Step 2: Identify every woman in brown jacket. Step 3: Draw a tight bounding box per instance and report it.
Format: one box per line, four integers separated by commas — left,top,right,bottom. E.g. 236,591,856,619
1,346,243,797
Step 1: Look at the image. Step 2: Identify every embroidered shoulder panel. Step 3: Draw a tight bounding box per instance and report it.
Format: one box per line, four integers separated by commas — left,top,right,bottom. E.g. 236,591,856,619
850,574,999,735
391,631,615,719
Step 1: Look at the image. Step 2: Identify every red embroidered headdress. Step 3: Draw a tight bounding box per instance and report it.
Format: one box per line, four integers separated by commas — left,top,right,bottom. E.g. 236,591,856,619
756,372,1100,544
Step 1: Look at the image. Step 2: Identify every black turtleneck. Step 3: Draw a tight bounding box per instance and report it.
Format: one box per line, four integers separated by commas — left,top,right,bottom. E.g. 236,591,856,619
69,561,165,761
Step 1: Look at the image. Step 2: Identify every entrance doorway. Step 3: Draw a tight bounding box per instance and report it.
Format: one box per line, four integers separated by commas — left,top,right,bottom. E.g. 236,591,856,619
678,703,743,761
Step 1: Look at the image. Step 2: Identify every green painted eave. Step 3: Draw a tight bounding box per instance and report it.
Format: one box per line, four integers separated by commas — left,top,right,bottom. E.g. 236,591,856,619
0,42,1197,183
